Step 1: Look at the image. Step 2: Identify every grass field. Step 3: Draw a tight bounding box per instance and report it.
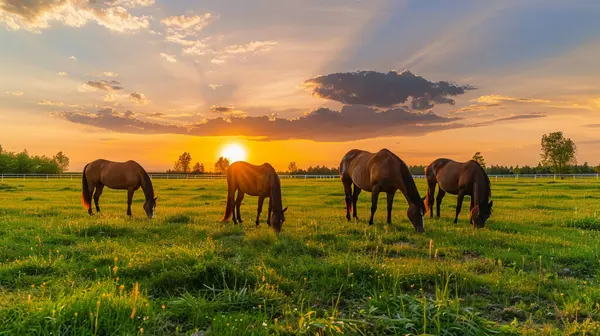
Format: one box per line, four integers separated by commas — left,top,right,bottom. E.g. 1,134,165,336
0,177,599,335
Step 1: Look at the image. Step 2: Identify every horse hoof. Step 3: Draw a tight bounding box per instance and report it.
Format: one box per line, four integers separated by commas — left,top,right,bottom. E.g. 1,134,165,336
368,221,374,226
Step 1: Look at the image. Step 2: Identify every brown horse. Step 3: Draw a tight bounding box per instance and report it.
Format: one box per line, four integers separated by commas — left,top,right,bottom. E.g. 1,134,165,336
220,161,287,233
339,149,426,232
424,158,492,227
82,159,157,218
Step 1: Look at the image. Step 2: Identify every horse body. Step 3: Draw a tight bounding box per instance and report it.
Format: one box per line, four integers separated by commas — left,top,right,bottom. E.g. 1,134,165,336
221,161,287,233
425,158,492,227
340,149,425,232
82,159,156,218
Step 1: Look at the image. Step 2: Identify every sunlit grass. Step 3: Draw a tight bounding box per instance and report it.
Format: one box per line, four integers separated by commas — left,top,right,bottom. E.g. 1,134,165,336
0,178,599,335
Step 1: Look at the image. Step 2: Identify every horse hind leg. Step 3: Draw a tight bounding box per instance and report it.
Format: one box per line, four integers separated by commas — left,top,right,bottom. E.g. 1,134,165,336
368,184,382,225
426,180,437,218
87,184,96,216
352,183,361,220
436,188,446,218
342,178,353,221
94,184,104,213
235,191,245,223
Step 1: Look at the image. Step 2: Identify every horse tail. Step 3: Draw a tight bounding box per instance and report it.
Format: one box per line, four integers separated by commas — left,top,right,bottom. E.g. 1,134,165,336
220,167,235,222
81,163,91,209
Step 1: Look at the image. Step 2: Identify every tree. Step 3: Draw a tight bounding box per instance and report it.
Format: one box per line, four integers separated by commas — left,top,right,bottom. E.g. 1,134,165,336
540,132,576,175
53,151,70,173
173,152,192,173
288,161,298,173
594,165,600,174
472,152,486,169
192,162,204,174
214,157,230,174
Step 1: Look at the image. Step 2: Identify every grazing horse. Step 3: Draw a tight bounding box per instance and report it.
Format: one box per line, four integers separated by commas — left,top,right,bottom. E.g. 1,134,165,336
82,159,157,218
424,158,492,227
339,149,426,232
220,161,287,233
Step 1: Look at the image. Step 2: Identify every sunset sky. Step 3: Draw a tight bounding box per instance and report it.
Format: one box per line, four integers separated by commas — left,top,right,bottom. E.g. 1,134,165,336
2,0,600,172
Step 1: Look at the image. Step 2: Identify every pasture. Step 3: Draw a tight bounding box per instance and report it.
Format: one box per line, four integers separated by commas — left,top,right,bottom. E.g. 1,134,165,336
0,178,599,335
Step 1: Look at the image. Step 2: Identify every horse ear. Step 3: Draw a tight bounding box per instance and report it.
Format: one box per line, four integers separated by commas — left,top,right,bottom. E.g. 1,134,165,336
282,207,288,213
488,200,493,208
154,196,158,201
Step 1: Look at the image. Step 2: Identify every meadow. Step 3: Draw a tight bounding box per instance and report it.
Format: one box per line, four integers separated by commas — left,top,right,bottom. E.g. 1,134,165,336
0,177,599,335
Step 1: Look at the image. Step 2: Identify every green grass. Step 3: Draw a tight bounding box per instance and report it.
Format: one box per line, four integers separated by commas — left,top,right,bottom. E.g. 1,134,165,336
0,178,599,335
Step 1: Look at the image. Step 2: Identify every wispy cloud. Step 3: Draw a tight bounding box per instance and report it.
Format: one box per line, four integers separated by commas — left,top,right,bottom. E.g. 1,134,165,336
5,91,24,96
159,52,177,63
38,100,64,106
84,80,124,92
129,92,150,105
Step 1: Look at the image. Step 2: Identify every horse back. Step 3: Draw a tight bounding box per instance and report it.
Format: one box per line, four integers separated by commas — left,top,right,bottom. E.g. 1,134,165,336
85,159,144,189
227,161,273,197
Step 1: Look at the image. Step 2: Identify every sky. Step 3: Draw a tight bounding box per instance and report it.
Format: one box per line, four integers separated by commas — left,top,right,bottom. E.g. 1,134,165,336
1,0,600,172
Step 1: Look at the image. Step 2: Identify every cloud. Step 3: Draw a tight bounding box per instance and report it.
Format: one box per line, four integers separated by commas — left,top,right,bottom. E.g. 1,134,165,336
90,71,119,77
473,95,551,105
0,0,151,33
5,91,24,96
486,113,547,124
84,80,123,92
129,92,150,104
160,52,177,63
68,56,77,60
161,14,211,31
584,124,600,128
54,104,466,141
38,100,64,106
452,103,501,113
304,70,475,109
210,105,245,116
147,112,164,117
210,57,225,64
57,71,67,76
221,40,277,55
208,84,222,90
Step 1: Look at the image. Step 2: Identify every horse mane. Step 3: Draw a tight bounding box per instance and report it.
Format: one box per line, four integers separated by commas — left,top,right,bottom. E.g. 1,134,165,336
140,168,155,201
269,172,283,212
383,149,423,205
470,160,491,202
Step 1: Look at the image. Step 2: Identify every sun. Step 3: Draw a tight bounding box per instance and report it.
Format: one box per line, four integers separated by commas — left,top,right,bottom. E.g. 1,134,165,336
220,143,247,163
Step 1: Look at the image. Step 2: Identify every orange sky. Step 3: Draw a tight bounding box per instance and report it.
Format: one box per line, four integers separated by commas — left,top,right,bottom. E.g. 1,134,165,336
1,1,600,172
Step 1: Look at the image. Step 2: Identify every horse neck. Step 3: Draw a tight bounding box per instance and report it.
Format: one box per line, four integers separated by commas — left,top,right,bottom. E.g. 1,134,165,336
473,173,489,205
397,164,422,206
270,176,283,212
140,171,155,201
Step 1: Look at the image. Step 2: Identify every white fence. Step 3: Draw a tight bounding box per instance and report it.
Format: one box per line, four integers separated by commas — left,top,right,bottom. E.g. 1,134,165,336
1,173,599,181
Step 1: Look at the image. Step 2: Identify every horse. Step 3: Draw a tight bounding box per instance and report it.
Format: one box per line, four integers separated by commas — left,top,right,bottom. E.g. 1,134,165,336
339,149,426,232
82,159,157,218
220,161,287,233
424,158,492,227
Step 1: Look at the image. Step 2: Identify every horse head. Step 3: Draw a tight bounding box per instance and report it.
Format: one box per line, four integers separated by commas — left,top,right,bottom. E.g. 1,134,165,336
470,200,492,228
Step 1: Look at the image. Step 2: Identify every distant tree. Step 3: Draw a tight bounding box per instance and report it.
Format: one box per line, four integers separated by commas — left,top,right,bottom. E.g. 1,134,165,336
173,152,192,173
192,162,205,174
513,165,521,175
472,152,486,170
288,161,298,173
53,151,70,173
540,132,576,175
0,144,3,154
214,157,230,174
595,165,600,174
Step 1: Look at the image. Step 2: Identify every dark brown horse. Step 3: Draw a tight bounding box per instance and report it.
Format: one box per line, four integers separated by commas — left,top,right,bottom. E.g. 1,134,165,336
340,149,426,232
425,158,492,227
220,161,287,233
82,159,157,218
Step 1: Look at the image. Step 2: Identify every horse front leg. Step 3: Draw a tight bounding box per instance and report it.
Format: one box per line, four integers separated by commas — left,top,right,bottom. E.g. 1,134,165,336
368,184,381,225
256,196,265,226
386,190,395,224
267,198,272,226
454,190,465,224
127,189,134,217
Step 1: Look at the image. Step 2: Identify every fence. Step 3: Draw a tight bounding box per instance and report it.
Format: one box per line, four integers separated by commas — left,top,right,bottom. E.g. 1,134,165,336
1,173,599,181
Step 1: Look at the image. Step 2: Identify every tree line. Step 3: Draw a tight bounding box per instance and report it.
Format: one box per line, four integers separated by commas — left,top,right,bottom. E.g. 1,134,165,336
168,131,597,175
0,144,69,174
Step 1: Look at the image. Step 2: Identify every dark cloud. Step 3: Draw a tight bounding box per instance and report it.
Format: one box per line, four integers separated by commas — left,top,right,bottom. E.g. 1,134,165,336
129,92,150,104
54,105,466,141
211,105,234,114
490,113,546,123
584,124,600,128
85,80,123,92
147,112,164,117
304,70,475,110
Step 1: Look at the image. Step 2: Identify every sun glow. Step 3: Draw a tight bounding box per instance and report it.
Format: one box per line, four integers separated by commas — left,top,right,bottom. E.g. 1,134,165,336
220,143,248,163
